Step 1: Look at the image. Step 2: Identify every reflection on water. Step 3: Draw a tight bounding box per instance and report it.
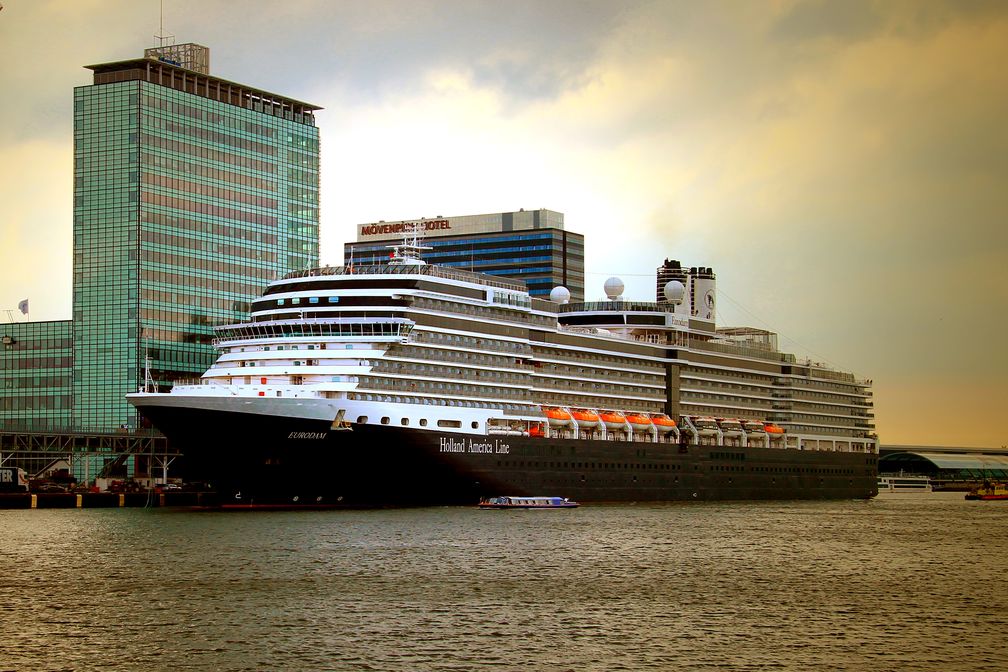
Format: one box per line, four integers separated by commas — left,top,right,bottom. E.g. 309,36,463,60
1,496,1006,671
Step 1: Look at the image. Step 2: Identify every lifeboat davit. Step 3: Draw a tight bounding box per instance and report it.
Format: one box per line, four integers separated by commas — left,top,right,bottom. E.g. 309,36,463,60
649,414,677,434
570,409,601,429
625,413,654,432
764,423,785,435
543,407,573,428
599,410,627,430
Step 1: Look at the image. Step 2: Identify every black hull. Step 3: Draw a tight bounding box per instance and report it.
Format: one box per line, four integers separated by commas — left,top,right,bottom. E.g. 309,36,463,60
136,404,879,506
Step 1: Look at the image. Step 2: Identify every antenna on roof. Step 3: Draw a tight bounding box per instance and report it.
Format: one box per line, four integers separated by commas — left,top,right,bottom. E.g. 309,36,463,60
155,0,175,47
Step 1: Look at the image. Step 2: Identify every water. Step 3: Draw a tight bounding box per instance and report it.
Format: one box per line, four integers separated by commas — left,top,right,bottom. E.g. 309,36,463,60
1,493,1005,671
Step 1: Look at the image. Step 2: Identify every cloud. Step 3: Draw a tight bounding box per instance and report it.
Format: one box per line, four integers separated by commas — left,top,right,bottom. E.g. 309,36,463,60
0,139,72,322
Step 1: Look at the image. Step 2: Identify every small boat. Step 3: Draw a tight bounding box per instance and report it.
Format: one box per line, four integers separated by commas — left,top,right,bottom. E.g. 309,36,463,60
570,409,601,429
877,475,932,494
649,413,677,434
965,482,1008,501
599,410,627,430
690,416,720,436
479,496,580,509
542,407,573,428
717,417,744,437
763,423,785,435
624,413,653,432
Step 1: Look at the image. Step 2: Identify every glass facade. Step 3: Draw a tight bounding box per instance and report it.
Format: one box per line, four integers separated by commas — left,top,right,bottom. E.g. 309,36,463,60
348,228,585,302
0,321,74,431
72,67,319,431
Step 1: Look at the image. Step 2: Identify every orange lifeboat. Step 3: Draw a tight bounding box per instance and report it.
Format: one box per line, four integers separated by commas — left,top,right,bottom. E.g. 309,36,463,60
599,410,627,430
649,414,677,434
529,423,546,438
625,413,653,432
543,407,573,428
764,423,785,435
570,409,601,429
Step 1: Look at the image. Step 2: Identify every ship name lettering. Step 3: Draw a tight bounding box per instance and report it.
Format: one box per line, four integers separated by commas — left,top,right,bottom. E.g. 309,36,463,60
288,431,327,440
468,441,494,454
439,437,465,453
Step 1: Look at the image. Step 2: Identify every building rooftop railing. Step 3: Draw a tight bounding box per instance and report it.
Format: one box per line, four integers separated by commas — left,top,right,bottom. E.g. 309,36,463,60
282,264,526,292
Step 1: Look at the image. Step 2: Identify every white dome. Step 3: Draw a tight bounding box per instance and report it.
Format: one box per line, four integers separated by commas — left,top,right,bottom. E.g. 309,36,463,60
604,277,624,300
663,280,686,304
550,286,571,304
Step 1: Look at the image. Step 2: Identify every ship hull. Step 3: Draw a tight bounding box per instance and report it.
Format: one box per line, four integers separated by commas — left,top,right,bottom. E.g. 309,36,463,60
132,399,878,506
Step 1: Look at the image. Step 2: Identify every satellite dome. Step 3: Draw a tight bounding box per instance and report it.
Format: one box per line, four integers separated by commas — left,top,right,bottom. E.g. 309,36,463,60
604,277,624,300
550,286,571,304
663,280,686,304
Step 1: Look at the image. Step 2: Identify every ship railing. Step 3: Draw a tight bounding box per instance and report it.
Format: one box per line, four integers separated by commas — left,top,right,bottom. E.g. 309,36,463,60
282,263,526,292
212,318,413,344
690,339,798,364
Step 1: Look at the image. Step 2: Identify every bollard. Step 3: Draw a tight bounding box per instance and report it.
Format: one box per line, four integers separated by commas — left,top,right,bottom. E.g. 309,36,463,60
76,494,82,508
118,493,125,507
31,494,37,509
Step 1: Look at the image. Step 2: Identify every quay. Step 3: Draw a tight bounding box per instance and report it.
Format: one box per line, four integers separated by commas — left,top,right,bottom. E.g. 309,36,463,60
0,491,219,510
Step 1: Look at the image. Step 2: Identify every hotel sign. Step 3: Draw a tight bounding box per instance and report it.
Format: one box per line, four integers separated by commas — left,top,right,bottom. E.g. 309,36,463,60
360,219,451,237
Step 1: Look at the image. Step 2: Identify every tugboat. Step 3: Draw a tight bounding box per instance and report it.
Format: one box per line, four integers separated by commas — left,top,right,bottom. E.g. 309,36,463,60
965,482,1008,501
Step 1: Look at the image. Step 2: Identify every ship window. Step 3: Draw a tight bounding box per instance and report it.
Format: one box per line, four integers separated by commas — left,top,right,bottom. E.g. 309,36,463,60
291,298,301,305
309,297,319,304
328,296,339,303
401,418,409,426
381,417,390,424
357,416,368,423
277,299,285,305
438,419,461,428
471,421,479,429
420,419,428,427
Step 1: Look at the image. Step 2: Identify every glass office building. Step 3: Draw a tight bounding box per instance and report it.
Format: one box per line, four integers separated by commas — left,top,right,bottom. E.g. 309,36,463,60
346,209,585,302
73,45,321,430
0,321,74,431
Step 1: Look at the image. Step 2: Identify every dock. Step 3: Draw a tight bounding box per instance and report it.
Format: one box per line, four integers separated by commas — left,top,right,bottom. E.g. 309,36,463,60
0,491,220,509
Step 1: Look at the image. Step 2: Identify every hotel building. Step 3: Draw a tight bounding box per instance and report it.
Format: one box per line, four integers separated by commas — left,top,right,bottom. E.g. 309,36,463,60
345,209,585,302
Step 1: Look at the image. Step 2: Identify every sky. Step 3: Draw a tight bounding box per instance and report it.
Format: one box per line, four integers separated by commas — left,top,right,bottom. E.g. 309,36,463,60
0,0,1005,447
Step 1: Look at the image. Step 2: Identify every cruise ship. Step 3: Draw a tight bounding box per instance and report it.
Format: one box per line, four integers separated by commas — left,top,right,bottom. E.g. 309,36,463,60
127,226,879,505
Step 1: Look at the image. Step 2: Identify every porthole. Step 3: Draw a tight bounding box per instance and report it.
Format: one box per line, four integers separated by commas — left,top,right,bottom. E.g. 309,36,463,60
357,416,368,424
381,417,390,425
401,418,409,426
420,419,428,427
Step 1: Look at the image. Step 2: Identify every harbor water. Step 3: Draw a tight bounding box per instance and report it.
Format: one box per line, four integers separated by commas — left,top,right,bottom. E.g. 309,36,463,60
2,493,1005,671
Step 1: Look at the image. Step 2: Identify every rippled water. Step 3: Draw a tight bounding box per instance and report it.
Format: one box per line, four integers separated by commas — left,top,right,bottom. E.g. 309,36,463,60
1,493,1005,671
